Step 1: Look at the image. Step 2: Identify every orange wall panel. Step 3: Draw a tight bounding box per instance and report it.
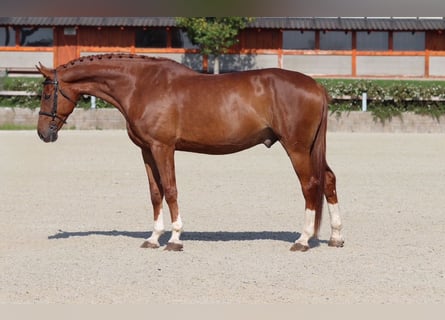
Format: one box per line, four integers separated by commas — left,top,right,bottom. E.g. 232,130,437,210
54,28,78,66
427,31,445,51
78,27,134,49
240,29,280,50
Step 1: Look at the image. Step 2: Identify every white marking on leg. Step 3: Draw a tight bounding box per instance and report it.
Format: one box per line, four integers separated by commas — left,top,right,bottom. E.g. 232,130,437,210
295,209,315,247
145,209,165,246
328,203,344,243
168,214,183,245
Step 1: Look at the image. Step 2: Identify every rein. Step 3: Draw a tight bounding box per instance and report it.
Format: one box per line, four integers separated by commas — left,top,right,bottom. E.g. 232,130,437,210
39,70,76,124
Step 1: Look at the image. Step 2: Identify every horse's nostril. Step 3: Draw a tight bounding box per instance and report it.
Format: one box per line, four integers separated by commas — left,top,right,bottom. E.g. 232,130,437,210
49,121,57,131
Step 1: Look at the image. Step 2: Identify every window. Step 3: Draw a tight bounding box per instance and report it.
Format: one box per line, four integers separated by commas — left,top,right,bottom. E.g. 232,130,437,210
393,32,425,51
136,28,167,48
283,31,315,50
357,31,388,51
320,31,352,50
171,29,198,49
20,27,53,46
0,27,15,46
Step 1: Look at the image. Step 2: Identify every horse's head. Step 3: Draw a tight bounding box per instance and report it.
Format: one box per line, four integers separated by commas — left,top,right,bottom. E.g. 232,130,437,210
36,63,79,142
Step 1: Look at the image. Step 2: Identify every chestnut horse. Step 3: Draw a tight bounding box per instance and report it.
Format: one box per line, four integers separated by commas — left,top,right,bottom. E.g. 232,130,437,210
36,53,344,252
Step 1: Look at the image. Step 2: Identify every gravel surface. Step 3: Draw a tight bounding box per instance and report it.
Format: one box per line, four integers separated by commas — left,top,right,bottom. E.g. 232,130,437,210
1,130,444,303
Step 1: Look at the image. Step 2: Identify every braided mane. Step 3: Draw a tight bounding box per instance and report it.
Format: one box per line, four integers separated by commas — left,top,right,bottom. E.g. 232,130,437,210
59,53,177,70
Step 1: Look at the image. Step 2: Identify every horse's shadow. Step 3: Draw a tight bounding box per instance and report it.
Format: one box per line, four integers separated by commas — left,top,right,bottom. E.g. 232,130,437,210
48,229,327,247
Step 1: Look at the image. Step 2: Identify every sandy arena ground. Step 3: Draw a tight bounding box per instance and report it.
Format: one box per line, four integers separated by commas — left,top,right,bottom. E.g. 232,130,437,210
0,130,444,303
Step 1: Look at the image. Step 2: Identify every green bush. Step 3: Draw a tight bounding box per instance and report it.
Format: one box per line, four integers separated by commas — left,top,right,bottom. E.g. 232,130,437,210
2,76,445,123
0,76,113,109
0,77,41,108
318,79,445,122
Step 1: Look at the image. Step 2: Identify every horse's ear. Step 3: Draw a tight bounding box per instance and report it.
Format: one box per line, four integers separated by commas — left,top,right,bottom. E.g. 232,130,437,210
35,62,54,78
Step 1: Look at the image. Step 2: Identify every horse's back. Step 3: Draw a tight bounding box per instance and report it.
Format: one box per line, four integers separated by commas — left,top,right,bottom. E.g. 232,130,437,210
130,60,327,153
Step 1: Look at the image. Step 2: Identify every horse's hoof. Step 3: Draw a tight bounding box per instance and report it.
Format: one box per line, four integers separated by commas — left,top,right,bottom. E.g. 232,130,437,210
140,241,160,249
290,243,309,252
164,242,183,252
328,239,344,248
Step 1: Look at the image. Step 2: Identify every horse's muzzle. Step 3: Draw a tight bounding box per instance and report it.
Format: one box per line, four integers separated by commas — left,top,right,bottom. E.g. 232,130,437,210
37,124,59,143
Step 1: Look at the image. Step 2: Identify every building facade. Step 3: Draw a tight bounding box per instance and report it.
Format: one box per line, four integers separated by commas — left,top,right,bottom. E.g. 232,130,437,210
1,17,445,78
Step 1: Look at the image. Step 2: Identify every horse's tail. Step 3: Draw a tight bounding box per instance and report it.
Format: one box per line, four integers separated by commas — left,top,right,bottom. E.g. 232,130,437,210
312,84,329,237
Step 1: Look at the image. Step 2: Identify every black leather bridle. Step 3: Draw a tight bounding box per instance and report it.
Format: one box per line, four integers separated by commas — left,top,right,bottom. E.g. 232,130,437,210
39,70,76,124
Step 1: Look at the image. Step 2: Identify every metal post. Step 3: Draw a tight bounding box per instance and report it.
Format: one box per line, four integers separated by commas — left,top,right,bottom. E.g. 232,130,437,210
91,95,96,109
361,92,367,112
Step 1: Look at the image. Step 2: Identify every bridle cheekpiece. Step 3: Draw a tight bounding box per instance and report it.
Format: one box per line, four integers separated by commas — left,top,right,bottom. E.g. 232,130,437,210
39,69,76,124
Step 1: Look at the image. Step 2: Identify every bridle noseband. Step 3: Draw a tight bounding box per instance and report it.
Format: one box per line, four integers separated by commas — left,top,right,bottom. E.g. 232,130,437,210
39,70,77,124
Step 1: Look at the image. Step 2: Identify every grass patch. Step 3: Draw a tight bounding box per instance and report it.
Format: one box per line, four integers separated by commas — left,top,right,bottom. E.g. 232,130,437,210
0,123,36,130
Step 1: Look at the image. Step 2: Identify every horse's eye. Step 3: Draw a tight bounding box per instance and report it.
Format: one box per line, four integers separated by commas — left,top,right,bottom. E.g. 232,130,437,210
44,93,51,100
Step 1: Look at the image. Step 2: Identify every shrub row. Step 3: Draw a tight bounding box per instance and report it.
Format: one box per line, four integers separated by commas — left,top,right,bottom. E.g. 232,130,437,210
1,77,444,122
0,77,112,109
317,79,445,121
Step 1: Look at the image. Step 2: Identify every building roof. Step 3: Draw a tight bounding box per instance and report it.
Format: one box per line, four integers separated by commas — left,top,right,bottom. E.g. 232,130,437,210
0,17,177,27
1,17,445,31
252,17,445,31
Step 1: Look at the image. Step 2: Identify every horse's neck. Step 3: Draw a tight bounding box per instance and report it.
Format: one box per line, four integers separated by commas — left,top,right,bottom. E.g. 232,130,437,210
61,63,132,114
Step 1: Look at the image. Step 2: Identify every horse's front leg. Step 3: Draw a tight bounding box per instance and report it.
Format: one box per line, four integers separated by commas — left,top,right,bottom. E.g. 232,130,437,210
150,144,184,251
140,149,165,249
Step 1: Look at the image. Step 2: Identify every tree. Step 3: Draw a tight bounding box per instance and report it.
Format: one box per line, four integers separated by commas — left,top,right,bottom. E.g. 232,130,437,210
175,17,253,74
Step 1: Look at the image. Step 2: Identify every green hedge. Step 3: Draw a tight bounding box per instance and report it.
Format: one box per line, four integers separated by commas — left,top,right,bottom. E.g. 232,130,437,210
0,77,42,108
2,77,445,122
0,77,113,109
317,79,445,122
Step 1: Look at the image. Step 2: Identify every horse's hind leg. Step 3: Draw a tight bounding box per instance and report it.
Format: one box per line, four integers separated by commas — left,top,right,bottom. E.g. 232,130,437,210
140,149,165,249
325,165,344,247
285,146,320,252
